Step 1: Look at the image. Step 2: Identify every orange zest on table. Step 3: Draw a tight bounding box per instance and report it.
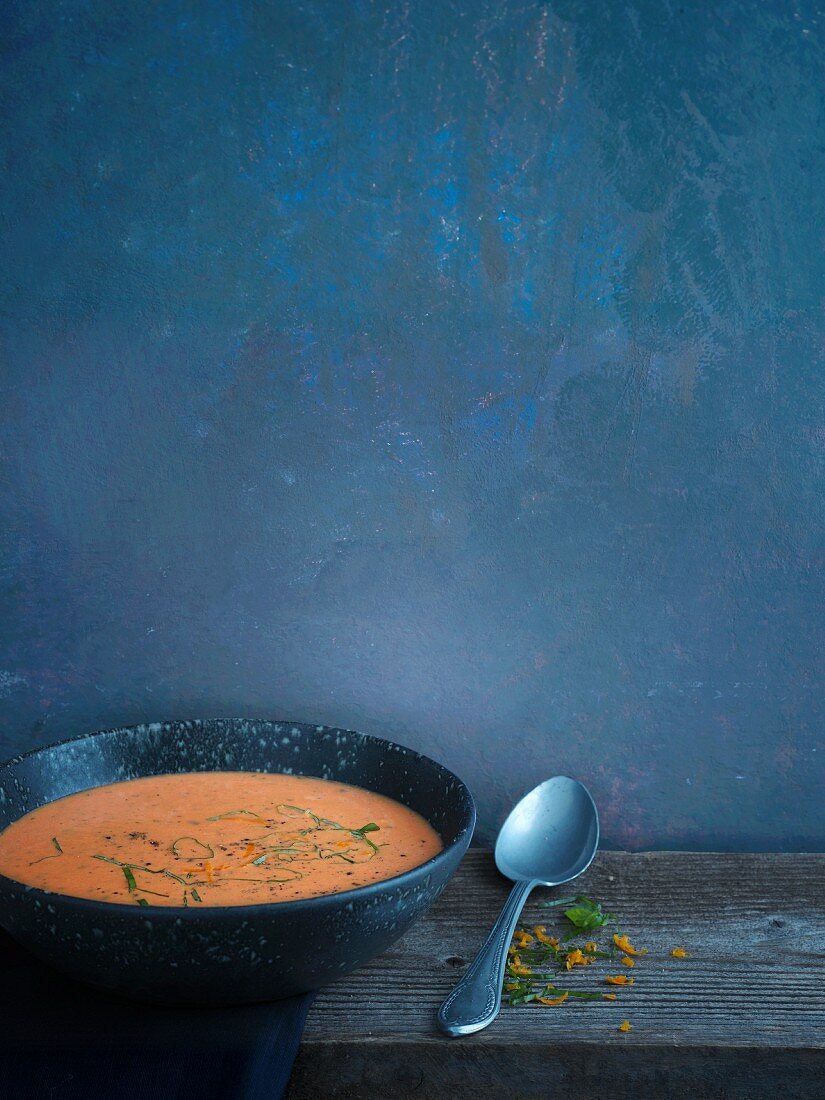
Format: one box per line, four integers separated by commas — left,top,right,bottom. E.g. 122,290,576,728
536,992,569,1006
564,948,592,970
534,926,559,947
613,933,647,956
502,894,689,1031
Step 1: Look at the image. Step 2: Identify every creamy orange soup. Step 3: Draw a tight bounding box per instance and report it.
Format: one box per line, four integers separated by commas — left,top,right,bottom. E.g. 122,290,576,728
0,772,442,907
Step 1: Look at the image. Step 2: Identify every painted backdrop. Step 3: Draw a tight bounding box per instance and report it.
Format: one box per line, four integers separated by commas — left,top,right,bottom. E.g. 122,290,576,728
1,1,823,848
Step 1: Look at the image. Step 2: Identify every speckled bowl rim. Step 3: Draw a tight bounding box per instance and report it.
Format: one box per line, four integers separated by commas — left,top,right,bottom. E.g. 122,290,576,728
0,718,476,917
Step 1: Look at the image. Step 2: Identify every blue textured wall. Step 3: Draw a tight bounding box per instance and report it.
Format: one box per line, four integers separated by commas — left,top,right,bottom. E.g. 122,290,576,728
1,1,823,849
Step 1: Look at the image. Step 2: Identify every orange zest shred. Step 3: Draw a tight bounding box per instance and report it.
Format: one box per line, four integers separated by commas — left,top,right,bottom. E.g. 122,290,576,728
584,940,598,953
534,926,559,947
508,954,532,977
513,930,534,948
504,982,520,992
605,974,634,985
603,993,617,1000
618,1019,632,1032
536,991,569,1006
564,948,592,970
203,860,214,884
613,933,647,956
671,947,689,958
621,955,635,968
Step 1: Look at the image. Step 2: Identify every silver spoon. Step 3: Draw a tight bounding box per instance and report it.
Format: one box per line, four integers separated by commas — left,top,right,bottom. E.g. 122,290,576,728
437,775,599,1037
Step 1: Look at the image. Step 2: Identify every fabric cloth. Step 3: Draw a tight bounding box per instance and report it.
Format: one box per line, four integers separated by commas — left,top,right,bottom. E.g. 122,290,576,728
0,929,314,1100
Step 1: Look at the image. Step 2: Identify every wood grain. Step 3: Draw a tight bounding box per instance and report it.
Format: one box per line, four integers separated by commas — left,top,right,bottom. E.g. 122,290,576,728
289,851,825,1099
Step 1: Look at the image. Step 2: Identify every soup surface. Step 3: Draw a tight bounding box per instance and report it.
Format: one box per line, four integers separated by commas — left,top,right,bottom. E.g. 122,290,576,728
0,771,443,907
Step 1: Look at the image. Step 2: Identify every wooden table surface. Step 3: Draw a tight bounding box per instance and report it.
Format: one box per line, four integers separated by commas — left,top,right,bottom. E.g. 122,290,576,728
288,850,825,1099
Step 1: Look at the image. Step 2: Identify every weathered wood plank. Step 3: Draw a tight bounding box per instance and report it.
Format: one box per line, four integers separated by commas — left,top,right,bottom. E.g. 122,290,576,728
289,851,825,1099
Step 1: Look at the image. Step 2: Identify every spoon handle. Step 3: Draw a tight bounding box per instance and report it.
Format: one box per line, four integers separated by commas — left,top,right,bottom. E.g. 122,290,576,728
437,878,536,1036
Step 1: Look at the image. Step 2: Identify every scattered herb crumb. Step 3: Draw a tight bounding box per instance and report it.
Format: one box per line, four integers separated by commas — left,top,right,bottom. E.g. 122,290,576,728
503,893,688,1034
561,897,615,941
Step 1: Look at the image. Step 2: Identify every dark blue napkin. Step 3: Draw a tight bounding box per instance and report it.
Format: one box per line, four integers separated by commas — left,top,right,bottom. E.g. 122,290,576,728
0,929,314,1100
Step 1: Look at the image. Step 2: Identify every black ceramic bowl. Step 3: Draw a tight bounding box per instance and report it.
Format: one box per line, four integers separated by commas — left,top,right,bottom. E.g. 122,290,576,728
0,719,475,1005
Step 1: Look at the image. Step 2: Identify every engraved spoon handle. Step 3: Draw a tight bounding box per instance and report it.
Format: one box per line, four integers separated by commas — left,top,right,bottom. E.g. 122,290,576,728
437,878,536,1036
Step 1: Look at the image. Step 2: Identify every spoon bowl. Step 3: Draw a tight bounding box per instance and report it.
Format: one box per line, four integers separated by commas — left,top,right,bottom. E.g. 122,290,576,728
437,775,599,1037
495,775,599,885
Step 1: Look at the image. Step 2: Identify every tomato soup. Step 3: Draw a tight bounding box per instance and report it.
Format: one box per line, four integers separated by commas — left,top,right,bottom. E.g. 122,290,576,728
0,772,443,907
